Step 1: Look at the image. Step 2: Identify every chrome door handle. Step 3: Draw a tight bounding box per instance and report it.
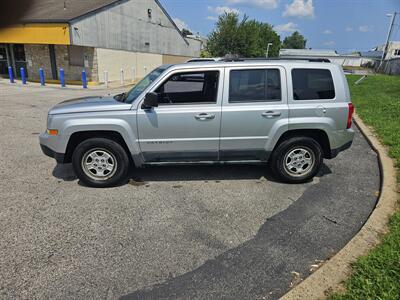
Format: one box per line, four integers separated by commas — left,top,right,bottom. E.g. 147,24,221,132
195,113,215,120
262,111,281,118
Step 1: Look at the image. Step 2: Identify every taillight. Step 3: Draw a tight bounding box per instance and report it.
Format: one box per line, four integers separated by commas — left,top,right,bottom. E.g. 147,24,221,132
347,103,354,129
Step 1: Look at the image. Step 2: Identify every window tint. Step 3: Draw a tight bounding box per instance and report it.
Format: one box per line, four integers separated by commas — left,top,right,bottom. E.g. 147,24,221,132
292,69,335,100
229,69,281,103
156,71,219,104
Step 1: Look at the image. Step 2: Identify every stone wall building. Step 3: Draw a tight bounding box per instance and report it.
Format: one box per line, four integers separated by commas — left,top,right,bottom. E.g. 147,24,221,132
0,0,200,84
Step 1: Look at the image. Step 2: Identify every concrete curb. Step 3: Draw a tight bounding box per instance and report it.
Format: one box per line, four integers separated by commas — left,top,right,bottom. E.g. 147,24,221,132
281,113,398,300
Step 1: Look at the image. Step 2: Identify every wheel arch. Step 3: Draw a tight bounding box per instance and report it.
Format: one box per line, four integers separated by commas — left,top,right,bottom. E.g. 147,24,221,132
64,130,131,164
273,129,332,159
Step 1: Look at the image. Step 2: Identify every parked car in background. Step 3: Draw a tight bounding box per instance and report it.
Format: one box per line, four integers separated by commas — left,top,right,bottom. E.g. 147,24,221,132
40,59,355,187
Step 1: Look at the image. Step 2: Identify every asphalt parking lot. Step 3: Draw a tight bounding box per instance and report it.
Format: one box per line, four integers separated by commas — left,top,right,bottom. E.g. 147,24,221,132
0,82,380,299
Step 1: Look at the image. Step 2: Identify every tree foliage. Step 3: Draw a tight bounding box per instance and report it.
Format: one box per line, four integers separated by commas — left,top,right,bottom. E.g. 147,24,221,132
206,13,281,58
282,31,307,49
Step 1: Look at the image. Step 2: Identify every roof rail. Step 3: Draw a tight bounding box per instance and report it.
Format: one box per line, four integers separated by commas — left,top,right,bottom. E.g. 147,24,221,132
220,57,331,63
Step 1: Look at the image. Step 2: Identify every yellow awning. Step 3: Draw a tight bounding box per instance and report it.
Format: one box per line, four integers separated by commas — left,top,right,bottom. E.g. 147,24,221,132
0,23,70,45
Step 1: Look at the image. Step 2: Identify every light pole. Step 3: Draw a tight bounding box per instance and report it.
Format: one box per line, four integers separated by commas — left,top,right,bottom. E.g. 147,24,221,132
379,12,397,70
266,43,273,58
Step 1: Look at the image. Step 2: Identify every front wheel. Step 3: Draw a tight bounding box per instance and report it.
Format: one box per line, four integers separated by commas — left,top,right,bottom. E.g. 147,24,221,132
269,137,323,183
72,138,130,188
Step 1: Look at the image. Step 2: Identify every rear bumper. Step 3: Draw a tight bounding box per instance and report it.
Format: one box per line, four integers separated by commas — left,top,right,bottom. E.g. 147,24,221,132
327,128,355,159
40,144,66,164
329,140,353,159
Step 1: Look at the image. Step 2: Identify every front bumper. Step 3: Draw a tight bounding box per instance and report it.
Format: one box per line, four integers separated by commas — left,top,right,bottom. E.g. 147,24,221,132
39,132,66,163
40,144,66,164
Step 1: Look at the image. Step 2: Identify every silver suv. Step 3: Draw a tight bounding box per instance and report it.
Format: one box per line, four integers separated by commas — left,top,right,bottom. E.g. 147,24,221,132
40,60,355,187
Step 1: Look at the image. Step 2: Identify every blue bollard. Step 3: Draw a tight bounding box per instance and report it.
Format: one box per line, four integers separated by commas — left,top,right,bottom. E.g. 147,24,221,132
8,66,14,83
20,67,27,84
59,68,65,87
82,70,87,89
39,68,45,86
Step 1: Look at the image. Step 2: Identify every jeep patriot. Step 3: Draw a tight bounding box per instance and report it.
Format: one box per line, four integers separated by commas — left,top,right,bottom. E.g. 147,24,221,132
40,60,355,187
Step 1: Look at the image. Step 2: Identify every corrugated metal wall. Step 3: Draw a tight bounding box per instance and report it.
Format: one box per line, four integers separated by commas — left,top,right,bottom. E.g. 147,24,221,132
70,0,198,57
379,58,400,75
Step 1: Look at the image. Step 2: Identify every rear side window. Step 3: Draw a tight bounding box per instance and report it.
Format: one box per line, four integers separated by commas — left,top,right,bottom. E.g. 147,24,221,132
229,69,281,103
292,69,335,100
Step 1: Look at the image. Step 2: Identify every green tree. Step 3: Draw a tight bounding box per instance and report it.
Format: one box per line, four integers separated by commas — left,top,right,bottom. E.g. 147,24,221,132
200,50,211,58
282,31,307,49
207,13,280,58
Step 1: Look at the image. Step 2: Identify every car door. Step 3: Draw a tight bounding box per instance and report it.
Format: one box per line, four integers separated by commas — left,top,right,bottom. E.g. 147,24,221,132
137,68,224,162
220,66,288,161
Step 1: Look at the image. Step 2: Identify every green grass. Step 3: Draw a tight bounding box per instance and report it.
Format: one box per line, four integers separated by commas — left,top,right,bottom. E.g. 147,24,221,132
331,74,400,299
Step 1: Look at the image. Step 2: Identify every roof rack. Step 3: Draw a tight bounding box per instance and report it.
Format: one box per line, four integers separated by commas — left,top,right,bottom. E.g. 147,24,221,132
220,57,331,63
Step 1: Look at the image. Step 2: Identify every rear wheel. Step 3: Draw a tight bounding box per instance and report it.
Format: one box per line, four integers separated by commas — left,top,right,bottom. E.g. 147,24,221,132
270,137,323,183
72,138,130,187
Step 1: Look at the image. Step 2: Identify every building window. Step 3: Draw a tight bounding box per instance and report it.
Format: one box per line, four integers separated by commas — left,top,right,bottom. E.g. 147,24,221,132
394,49,400,56
0,47,6,61
292,69,335,100
13,44,26,61
229,69,281,103
68,46,84,66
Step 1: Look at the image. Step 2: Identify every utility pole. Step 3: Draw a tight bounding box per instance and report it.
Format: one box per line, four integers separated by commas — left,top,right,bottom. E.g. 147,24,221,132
378,12,397,70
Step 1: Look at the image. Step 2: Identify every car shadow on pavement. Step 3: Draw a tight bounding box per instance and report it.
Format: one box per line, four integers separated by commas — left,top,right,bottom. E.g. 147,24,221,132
52,163,332,184
52,163,77,181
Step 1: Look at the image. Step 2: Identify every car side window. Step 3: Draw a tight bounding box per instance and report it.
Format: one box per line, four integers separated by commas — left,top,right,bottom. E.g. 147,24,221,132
229,69,281,103
292,69,335,100
155,71,219,105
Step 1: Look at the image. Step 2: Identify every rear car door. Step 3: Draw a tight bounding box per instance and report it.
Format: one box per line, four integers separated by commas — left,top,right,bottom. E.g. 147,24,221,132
137,68,224,162
220,66,288,161
287,66,351,151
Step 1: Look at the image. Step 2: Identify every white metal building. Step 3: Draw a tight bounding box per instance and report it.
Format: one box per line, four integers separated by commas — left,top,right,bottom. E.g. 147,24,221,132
279,49,373,67
0,0,200,83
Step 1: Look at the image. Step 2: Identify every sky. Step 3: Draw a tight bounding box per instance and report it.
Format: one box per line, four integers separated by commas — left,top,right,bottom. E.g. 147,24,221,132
159,0,400,54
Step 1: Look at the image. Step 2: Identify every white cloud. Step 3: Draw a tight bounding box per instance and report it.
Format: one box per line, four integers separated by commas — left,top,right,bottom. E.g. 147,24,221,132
359,25,372,32
275,22,298,33
323,29,332,34
345,26,353,32
283,0,314,18
226,0,278,9
323,41,335,46
207,6,241,15
206,16,218,21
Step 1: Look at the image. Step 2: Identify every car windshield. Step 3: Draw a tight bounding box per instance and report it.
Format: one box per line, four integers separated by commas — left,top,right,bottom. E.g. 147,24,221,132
125,66,170,103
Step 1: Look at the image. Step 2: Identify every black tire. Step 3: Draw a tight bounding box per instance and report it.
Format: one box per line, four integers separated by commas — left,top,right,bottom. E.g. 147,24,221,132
72,138,130,188
269,136,323,183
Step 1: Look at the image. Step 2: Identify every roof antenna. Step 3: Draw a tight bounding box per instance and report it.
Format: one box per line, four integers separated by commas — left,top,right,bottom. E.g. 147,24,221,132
63,1,67,10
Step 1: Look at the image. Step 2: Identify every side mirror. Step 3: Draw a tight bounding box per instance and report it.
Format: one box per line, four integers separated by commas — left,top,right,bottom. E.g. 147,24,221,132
142,92,159,109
